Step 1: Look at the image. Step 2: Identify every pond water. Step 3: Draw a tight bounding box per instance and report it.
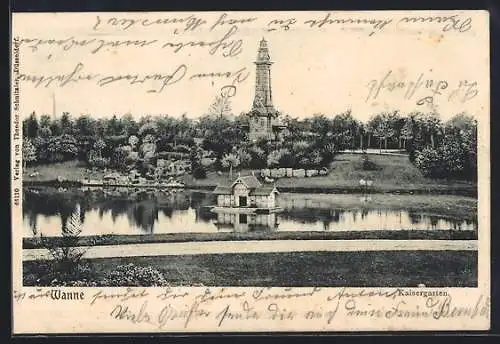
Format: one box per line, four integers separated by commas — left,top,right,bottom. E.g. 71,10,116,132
22,187,477,237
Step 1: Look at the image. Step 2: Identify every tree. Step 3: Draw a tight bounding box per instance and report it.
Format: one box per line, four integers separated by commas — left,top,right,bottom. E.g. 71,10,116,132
266,148,296,168
331,110,358,151
365,121,373,149
33,137,49,162
25,112,39,139
138,121,158,137
422,112,442,148
128,135,139,149
140,134,157,160
280,148,296,167
94,119,108,137
402,112,426,161
60,112,73,134
198,114,241,157
23,139,37,168
321,142,337,164
111,146,130,171
37,204,89,278
126,151,140,166
38,127,52,138
106,115,124,136
310,114,330,137
237,147,252,168
446,112,477,180
49,120,63,136
190,146,206,179
39,114,51,129
446,112,477,133
357,123,365,150
208,95,232,117
46,135,79,162
87,138,109,168
221,153,240,179
413,125,477,181
400,118,414,150
75,115,95,137
310,150,323,167
414,147,445,178
369,112,397,152
248,145,266,168
121,113,140,136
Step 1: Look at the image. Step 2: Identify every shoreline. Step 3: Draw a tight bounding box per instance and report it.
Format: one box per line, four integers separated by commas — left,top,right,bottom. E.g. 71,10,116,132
23,229,478,249
22,179,477,197
22,154,478,197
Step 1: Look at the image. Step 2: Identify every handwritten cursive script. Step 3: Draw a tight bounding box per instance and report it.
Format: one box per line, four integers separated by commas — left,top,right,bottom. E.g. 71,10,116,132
18,62,251,96
365,69,479,106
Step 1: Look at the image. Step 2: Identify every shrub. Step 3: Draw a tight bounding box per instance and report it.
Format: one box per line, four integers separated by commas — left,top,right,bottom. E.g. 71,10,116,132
100,263,169,287
24,262,170,287
414,147,446,178
200,157,215,168
361,153,380,171
192,165,207,179
24,261,97,287
35,205,89,276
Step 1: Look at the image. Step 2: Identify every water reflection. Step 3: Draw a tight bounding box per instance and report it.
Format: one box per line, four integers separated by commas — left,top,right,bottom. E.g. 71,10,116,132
214,210,279,233
22,187,477,237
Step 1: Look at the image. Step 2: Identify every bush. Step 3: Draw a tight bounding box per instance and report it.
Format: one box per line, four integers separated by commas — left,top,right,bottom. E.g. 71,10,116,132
24,261,97,287
25,262,170,287
414,147,446,178
192,165,207,179
100,263,169,287
361,153,380,171
413,135,475,180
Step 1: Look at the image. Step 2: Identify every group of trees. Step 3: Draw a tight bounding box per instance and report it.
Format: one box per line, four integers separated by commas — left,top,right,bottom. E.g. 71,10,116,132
411,113,477,180
284,110,477,180
22,105,477,181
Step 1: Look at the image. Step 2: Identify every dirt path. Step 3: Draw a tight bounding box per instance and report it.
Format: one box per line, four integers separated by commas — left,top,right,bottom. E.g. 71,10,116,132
23,239,477,261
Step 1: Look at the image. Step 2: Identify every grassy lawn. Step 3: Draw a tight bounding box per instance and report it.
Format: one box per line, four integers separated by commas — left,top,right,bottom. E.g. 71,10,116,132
23,251,477,287
24,160,105,182
23,229,477,249
278,154,475,190
183,154,476,195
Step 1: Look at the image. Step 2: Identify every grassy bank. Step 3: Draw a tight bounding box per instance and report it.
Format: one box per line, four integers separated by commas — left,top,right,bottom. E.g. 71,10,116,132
23,250,477,287
24,160,105,182
24,154,477,195
23,229,478,249
184,154,476,195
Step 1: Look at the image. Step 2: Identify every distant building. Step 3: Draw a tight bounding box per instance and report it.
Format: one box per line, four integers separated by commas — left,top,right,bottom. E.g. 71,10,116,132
213,174,279,208
246,38,286,142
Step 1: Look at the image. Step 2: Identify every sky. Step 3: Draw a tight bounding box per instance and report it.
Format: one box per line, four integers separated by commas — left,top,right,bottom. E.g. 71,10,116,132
12,11,488,122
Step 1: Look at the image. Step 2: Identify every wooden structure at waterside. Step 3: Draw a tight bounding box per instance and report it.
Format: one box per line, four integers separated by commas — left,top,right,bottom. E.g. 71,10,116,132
212,175,280,212
211,174,281,232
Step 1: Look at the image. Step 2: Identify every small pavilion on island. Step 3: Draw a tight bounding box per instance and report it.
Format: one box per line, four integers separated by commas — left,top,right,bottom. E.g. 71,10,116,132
211,174,281,232
212,174,279,210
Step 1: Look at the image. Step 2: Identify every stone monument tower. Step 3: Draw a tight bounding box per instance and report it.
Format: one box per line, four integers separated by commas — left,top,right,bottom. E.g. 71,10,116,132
247,38,286,141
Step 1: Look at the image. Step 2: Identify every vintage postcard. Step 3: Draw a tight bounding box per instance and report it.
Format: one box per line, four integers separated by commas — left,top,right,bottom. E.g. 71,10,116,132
11,10,490,333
